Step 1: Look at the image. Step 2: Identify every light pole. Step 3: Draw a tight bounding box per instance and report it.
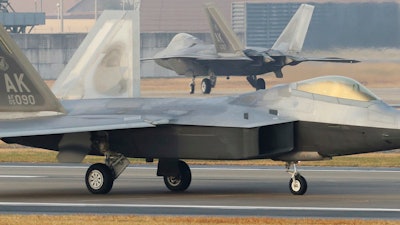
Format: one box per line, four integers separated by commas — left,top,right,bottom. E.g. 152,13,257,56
94,0,97,20
57,3,60,19
60,0,64,33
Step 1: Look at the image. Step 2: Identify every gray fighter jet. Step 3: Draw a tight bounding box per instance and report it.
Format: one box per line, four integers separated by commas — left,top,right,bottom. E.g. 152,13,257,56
0,16,399,196
151,3,359,94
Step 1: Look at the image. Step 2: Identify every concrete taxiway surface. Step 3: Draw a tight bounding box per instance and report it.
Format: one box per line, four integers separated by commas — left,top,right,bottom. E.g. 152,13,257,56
0,163,399,219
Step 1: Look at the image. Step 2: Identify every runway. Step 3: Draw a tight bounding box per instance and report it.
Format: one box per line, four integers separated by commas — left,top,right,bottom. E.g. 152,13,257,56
0,163,399,219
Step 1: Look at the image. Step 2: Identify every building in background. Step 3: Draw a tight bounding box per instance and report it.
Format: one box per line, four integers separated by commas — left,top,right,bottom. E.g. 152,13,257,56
232,2,400,49
5,0,400,78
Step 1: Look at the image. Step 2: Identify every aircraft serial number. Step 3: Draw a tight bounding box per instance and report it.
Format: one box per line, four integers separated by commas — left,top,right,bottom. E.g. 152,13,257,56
8,94,36,105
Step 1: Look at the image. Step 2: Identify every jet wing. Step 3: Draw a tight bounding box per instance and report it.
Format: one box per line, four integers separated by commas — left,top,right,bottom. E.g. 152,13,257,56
195,56,253,61
147,55,253,61
0,114,158,138
0,106,294,138
170,107,297,129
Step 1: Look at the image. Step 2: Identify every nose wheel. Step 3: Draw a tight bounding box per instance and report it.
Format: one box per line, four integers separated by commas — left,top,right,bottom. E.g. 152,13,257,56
289,174,307,195
286,162,308,195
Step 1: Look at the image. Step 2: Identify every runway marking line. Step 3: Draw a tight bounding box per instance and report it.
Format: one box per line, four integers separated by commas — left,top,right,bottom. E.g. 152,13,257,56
0,175,45,178
0,202,399,213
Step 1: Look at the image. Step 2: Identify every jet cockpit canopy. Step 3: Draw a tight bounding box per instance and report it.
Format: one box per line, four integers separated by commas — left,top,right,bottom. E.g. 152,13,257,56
291,76,379,102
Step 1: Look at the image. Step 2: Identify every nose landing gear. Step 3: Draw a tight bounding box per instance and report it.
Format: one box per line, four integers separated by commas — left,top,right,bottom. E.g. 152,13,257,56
286,162,308,195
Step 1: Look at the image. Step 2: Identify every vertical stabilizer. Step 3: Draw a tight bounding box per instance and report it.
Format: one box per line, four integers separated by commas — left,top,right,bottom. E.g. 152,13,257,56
205,3,245,56
52,7,141,100
0,25,64,119
271,4,314,53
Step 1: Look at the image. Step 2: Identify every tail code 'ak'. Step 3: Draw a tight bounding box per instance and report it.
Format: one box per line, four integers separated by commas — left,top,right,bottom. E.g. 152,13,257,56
0,25,65,119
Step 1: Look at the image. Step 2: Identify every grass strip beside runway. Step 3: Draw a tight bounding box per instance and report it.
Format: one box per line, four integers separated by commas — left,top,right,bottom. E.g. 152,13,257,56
0,215,398,225
0,147,400,167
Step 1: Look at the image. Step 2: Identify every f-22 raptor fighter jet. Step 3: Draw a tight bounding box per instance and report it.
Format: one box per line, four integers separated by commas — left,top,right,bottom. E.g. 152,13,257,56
0,9,398,196
152,3,359,94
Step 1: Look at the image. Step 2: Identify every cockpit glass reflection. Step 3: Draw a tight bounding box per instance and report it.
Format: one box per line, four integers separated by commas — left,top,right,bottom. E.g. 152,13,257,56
294,76,379,102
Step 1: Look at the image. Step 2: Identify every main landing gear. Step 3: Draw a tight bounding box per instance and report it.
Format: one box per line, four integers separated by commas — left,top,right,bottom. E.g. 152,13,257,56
157,159,192,192
162,160,192,191
246,75,266,90
85,131,130,194
85,154,193,194
286,162,308,195
190,73,217,94
85,152,130,194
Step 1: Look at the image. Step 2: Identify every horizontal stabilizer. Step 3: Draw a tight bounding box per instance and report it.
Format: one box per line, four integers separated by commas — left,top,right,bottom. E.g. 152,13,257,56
302,57,360,64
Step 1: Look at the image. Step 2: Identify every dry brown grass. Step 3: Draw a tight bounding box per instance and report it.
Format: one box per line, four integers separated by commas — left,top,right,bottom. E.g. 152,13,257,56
0,215,398,225
1,146,399,167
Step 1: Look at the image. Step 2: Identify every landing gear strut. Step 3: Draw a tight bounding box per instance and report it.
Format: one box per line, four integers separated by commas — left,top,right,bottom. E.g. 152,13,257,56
189,72,217,94
85,132,130,194
85,152,130,194
286,162,307,195
190,77,195,94
246,75,266,90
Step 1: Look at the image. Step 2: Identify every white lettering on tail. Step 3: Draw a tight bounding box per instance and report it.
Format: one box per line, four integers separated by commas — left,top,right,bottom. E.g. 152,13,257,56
4,73,31,93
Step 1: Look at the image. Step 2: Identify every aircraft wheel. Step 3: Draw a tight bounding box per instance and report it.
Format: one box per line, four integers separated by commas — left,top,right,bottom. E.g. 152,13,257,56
85,163,114,194
256,78,266,90
201,78,212,94
289,174,307,195
164,161,192,192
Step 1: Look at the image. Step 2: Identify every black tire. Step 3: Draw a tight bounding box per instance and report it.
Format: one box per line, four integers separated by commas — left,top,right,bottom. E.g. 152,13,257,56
256,78,266,90
85,163,114,194
289,174,307,195
201,78,212,94
164,161,192,192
